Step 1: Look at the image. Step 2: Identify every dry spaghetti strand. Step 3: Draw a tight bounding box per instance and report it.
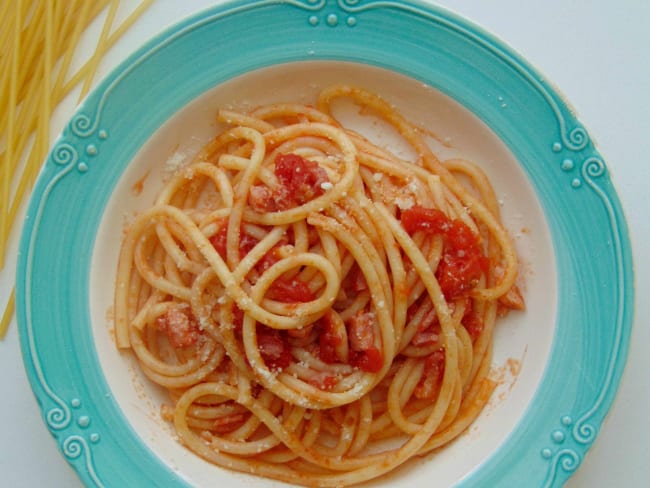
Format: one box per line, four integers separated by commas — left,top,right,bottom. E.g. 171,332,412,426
0,0,153,340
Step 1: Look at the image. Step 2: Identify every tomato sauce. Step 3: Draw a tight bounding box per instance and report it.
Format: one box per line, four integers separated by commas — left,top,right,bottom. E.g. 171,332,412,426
249,153,330,212
401,206,489,299
350,347,383,373
266,276,314,303
209,220,260,260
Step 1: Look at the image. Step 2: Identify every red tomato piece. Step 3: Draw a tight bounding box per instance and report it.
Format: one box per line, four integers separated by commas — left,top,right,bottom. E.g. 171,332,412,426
445,220,478,252
400,206,489,300
346,311,384,373
400,206,451,235
274,153,329,208
498,284,526,311
437,252,487,300
249,154,330,212
350,346,384,373
209,219,260,260
209,222,228,258
266,277,314,303
248,185,276,212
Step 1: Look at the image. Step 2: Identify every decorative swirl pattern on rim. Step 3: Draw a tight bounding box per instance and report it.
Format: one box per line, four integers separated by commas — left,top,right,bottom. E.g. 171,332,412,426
67,0,330,141
62,436,105,488
46,404,72,431
335,0,589,152
538,149,620,484
52,143,78,166
70,113,97,138
23,144,99,475
542,449,581,488
24,144,81,433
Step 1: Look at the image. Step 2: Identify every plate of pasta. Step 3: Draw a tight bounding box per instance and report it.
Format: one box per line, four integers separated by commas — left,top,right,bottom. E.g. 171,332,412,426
16,1,633,488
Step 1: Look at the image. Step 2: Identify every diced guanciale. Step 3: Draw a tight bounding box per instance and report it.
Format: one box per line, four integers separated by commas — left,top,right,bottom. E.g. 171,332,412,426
319,310,348,364
156,306,200,348
257,328,292,371
348,311,383,373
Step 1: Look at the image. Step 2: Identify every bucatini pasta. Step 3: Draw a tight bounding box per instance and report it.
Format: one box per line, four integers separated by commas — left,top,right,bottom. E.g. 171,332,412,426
115,85,524,486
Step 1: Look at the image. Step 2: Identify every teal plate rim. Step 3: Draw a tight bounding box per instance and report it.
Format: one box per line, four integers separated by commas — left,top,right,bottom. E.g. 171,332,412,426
16,0,634,487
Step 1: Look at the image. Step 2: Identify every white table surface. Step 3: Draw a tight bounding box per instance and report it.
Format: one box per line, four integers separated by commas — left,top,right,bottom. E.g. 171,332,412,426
1,0,648,486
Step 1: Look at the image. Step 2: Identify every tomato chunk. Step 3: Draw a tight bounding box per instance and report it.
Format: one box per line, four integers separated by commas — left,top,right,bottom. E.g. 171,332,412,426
437,251,487,299
401,206,450,234
350,347,383,373
401,206,488,299
462,300,484,341
249,153,330,212
209,219,260,260
266,276,314,303
275,153,329,206
248,185,275,212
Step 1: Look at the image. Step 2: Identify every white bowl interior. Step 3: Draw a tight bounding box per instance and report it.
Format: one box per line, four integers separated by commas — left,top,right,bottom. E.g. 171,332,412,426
91,61,557,487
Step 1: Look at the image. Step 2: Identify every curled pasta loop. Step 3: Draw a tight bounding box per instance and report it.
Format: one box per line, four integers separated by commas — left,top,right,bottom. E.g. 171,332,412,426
114,85,524,487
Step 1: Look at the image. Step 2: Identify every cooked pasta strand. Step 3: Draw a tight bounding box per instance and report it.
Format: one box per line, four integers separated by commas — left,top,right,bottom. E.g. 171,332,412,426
115,85,524,486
